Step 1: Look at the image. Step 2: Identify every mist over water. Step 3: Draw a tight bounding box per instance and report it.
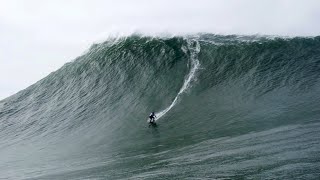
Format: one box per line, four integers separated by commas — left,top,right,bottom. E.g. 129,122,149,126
0,34,320,179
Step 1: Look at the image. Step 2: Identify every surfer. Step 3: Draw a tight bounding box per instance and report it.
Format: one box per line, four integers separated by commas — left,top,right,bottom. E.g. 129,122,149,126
149,112,156,123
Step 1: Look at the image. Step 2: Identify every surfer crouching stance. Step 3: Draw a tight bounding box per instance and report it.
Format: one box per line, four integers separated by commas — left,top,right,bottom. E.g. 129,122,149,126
149,112,156,123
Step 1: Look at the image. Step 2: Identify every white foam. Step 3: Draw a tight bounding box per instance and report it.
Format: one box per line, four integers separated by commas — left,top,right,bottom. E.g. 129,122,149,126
156,39,200,121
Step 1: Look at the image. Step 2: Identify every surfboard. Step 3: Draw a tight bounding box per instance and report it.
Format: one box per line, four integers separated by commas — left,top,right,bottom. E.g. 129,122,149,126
147,119,156,124
147,119,155,123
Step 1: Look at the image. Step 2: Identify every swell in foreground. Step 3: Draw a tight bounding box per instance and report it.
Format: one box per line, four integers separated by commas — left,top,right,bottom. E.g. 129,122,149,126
0,34,320,179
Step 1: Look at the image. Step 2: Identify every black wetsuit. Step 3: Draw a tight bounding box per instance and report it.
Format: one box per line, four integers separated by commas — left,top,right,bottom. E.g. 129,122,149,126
149,113,156,123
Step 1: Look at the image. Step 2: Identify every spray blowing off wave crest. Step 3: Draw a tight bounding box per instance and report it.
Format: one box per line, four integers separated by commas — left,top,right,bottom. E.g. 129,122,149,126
0,34,320,179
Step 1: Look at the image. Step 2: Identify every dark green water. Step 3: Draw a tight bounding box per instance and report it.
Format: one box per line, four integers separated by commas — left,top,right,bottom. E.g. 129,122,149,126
0,34,320,179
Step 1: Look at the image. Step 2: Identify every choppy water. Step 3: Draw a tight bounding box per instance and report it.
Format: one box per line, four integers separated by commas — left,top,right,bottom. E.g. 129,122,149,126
0,34,320,179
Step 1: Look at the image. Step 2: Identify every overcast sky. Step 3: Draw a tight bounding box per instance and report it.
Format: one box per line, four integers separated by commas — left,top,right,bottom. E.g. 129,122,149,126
0,0,320,100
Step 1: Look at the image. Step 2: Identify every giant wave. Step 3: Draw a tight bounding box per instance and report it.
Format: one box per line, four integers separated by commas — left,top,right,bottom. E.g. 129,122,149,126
0,34,320,179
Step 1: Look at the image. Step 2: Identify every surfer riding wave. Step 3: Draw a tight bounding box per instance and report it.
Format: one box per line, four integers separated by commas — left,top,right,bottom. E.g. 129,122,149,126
149,112,156,123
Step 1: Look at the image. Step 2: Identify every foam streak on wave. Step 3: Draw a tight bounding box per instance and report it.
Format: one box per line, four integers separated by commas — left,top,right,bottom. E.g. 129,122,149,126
156,40,200,120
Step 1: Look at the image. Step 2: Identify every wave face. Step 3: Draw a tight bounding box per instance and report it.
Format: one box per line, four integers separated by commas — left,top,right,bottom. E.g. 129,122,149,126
1,34,320,179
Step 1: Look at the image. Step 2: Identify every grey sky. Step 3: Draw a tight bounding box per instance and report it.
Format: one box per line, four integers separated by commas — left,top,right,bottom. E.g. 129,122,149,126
0,0,320,100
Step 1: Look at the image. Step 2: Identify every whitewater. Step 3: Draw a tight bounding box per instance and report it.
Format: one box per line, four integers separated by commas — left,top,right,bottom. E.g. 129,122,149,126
156,39,200,120
0,34,319,179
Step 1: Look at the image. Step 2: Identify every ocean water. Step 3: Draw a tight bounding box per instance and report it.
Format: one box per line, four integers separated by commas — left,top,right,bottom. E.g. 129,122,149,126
0,34,320,179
